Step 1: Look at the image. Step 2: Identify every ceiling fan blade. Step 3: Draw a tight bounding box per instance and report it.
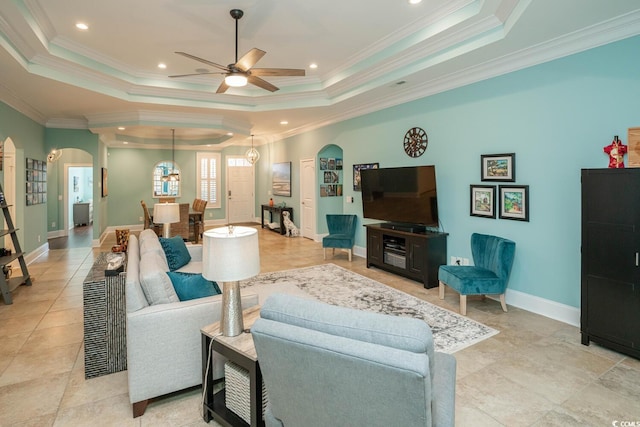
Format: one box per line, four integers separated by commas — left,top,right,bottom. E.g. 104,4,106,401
216,80,230,94
250,68,306,77
235,48,266,72
169,72,223,78
248,75,279,92
175,52,229,72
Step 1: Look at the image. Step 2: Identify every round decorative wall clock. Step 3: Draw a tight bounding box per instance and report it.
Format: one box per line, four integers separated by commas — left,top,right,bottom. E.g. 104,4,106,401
403,127,428,157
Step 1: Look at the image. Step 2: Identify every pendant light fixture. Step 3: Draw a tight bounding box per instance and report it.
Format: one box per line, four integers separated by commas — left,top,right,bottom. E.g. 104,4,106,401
246,134,260,165
162,129,180,182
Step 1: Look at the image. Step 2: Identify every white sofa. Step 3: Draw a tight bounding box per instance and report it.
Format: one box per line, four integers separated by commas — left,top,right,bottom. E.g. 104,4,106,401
125,229,259,417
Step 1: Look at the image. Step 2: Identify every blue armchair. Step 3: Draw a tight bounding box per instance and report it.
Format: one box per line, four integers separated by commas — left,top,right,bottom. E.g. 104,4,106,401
438,233,516,315
322,214,357,261
252,294,457,427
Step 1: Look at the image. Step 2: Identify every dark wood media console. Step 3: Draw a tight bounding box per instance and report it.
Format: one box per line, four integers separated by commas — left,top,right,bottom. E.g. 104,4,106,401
365,224,447,289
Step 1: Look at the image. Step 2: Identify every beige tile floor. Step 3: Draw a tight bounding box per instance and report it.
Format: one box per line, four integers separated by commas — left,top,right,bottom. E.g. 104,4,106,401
1,226,639,426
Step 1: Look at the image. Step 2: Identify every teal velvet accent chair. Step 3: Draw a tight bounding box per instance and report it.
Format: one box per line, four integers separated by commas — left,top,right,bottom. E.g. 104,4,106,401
322,214,357,261
438,233,516,315
252,294,457,427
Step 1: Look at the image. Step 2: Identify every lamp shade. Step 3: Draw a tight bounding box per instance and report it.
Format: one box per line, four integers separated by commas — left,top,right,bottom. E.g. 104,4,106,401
153,203,180,224
202,226,260,282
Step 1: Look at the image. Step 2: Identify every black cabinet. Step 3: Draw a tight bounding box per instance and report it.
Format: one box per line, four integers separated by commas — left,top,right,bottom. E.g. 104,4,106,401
581,168,640,359
365,224,447,288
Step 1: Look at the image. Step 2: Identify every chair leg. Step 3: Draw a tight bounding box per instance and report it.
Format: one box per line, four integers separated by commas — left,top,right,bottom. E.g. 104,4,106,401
439,281,445,299
460,295,467,316
348,249,352,262
500,294,508,312
323,248,327,260
332,248,335,257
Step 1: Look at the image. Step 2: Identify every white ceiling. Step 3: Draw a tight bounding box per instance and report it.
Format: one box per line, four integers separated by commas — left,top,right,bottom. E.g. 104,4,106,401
1,0,640,149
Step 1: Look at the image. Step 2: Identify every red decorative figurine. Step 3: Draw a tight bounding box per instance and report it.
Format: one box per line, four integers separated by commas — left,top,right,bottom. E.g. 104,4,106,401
603,135,627,168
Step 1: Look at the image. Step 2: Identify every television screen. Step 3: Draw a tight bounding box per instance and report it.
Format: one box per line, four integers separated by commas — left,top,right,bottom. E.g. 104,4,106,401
360,165,438,227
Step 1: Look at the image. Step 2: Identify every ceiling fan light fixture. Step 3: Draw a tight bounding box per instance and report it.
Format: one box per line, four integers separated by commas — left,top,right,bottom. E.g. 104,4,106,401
225,73,248,87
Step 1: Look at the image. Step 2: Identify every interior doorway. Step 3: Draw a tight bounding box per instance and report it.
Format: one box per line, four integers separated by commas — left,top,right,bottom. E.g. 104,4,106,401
226,156,255,224
65,163,92,231
300,158,316,240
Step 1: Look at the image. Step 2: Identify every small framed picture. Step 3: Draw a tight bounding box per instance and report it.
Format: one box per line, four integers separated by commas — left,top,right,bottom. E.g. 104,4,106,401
481,153,515,182
470,185,496,218
499,185,529,221
353,163,379,191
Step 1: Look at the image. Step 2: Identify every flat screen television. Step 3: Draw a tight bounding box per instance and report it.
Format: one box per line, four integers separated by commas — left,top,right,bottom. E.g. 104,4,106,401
360,165,439,230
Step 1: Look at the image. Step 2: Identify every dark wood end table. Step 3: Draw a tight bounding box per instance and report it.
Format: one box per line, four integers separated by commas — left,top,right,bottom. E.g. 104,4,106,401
201,306,264,427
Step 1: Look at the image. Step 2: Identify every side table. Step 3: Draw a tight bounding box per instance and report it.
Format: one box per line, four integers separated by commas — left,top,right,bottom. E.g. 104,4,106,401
201,306,264,427
83,252,127,379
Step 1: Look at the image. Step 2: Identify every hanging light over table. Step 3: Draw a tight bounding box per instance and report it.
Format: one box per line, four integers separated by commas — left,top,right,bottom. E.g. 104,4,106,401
162,129,180,182
246,134,260,165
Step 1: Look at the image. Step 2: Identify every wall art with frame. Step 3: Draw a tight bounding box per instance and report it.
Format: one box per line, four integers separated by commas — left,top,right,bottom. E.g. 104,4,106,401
25,158,47,206
353,162,379,191
470,185,496,218
272,162,292,197
101,167,108,197
499,185,529,221
481,153,515,182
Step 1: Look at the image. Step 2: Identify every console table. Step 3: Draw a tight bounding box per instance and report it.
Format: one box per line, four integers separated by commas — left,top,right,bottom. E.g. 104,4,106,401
202,306,265,427
260,205,293,235
365,224,447,289
83,252,127,378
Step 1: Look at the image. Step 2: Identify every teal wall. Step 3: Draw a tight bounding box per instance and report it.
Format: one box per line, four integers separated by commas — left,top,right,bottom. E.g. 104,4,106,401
0,102,46,253
254,35,640,308
3,34,640,310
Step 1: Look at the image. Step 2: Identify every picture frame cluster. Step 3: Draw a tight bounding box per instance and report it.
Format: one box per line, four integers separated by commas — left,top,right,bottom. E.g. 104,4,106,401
471,153,529,221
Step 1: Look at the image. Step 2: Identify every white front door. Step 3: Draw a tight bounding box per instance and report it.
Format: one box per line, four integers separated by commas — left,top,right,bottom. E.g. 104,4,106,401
300,158,316,240
227,156,255,224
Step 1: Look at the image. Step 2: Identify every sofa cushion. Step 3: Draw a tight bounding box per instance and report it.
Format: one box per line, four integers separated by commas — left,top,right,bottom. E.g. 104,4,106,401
167,272,221,301
160,236,192,271
139,251,179,305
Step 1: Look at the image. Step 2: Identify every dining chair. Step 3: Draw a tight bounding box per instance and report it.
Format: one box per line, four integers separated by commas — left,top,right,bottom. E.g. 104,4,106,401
190,198,207,243
140,200,162,236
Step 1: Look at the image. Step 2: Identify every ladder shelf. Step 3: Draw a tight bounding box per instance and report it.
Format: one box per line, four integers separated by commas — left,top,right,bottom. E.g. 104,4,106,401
0,184,32,304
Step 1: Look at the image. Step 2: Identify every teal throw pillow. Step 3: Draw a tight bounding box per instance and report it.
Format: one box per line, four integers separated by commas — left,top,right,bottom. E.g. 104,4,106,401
159,236,191,271
166,272,221,301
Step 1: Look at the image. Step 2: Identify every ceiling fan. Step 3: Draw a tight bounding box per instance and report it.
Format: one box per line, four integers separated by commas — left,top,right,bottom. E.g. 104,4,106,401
170,9,305,93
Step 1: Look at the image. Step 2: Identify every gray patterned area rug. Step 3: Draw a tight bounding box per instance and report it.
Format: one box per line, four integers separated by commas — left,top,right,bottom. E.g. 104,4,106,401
240,263,498,353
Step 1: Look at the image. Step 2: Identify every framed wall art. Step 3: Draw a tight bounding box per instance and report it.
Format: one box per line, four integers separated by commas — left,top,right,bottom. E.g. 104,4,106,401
470,185,496,218
101,167,108,197
481,153,515,182
499,185,529,221
25,158,47,205
353,163,379,191
272,162,292,197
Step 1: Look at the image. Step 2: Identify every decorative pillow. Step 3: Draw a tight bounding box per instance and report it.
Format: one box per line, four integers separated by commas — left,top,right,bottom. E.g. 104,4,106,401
167,272,221,301
139,251,179,305
159,236,192,271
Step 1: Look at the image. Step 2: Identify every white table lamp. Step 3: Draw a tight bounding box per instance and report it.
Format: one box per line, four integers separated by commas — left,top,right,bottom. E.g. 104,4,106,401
153,203,180,238
202,226,260,336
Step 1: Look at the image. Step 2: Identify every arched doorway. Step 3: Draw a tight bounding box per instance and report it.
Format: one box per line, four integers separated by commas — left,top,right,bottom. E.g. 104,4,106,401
3,137,16,251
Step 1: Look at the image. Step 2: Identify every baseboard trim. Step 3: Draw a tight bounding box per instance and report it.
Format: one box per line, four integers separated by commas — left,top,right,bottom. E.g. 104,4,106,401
502,289,580,327
356,245,579,326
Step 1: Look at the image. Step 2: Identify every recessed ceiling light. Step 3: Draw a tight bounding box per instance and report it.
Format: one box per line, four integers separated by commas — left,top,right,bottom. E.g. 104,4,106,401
409,0,422,4
226,132,233,136
123,141,129,145
158,63,167,69
75,22,89,30
280,121,289,125
117,127,125,130
309,63,318,69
